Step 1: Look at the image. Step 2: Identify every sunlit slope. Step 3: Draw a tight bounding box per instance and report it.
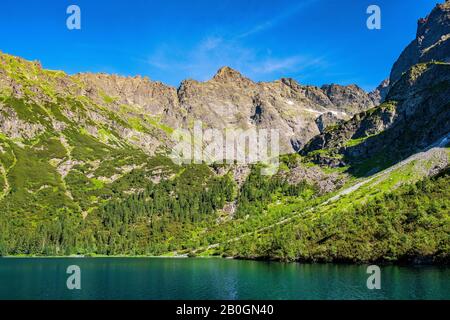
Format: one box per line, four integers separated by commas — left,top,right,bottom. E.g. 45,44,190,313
191,145,449,263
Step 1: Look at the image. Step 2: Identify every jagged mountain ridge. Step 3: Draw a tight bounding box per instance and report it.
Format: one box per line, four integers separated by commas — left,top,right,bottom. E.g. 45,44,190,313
0,54,377,159
74,66,378,154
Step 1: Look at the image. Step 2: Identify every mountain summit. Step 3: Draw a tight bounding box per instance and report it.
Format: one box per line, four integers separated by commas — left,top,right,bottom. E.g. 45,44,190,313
213,66,248,82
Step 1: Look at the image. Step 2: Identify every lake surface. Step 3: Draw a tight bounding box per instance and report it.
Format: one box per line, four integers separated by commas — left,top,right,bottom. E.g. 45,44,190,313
0,258,448,300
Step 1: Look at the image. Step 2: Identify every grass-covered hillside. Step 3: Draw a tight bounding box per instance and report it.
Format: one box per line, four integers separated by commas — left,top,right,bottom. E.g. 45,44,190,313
213,158,450,264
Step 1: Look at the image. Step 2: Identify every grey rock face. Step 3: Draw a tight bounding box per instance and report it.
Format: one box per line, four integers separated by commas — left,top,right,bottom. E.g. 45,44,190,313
321,84,377,114
74,73,183,129
315,112,343,134
390,2,450,84
370,79,390,104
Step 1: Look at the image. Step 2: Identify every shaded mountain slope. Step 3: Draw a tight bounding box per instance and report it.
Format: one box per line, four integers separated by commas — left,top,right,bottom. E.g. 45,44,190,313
302,62,450,175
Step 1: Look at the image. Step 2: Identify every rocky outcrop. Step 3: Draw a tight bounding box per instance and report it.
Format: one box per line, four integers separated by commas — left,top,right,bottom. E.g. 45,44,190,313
283,161,347,194
321,84,377,114
315,112,343,134
369,79,390,104
73,73,183,128
0,106,45,140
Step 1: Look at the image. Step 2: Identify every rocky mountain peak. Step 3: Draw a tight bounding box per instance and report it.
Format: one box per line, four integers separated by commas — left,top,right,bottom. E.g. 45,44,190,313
320,83,377,114
279,77,301,89
369,79,390,104
389,1,450,84
212,66,249,82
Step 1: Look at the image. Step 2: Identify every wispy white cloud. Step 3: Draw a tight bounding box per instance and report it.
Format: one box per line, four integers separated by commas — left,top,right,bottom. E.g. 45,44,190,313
251,55,327,75
235,0,318,39
252,56,303,74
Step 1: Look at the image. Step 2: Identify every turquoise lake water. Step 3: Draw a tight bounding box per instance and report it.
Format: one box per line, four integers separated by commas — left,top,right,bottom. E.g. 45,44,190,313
0,258,448,300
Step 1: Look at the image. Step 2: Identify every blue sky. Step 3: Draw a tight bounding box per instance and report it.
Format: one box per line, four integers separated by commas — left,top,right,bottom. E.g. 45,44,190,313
0,1,437,91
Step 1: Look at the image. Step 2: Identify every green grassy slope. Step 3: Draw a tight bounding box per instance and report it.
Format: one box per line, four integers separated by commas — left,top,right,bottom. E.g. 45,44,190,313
216,164,450,264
